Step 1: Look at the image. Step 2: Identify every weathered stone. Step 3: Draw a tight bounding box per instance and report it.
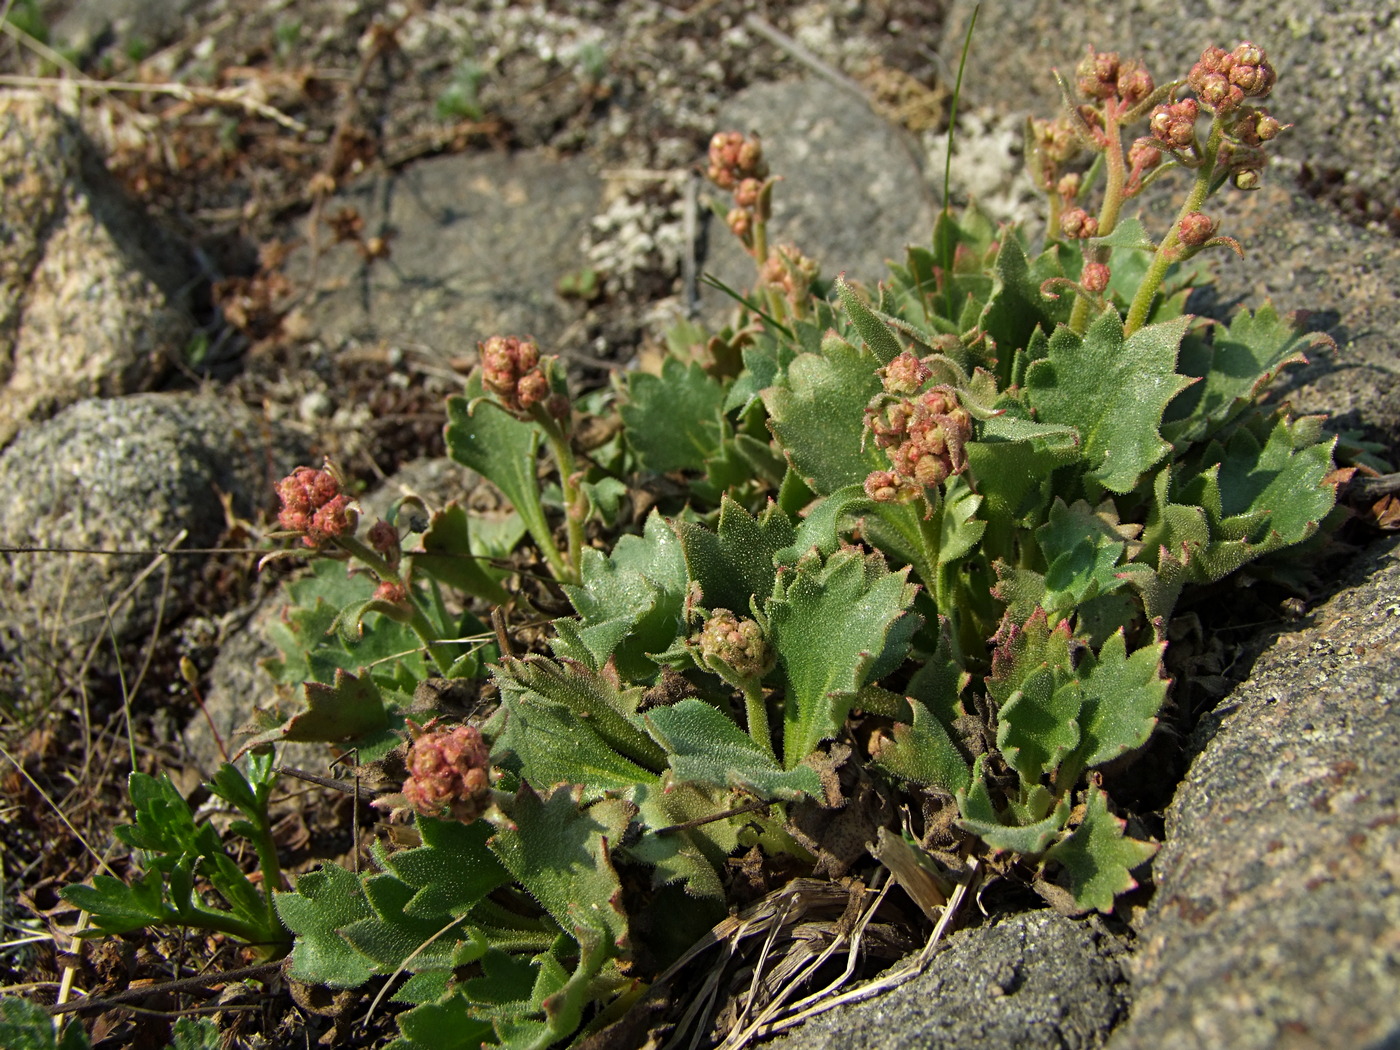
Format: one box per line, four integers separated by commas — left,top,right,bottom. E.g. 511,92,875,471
290,150,603,358
1106,535,1400,1050
0,93,194,447
940,0,1400,218
0,393,304,671
700,78,936,324
771,911,1128,1050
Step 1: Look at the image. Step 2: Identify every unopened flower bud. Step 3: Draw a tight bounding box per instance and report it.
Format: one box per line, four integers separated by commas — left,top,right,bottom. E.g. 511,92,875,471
367,519,399,555
733,177,763,209
881,352,931,396
1232,169,1262,190
1178,211,1216,246
374,580,408,605
1255,113,1284,141
1075,49,1120,100
727,207,752,240
1227,42,1275,97
1127,139,1163,173
1149,98,1199,149
516,370,550,410
401,723,492,824
1115,60,1154,106
1060,207,1099,239
1197,72,1244,114
1081,262,1111,294
1056,172,1082,199
864,469,904,502
697,610,773,682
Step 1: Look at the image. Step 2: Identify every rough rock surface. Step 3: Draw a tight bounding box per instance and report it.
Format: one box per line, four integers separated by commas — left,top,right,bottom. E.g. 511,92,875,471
771,911,1128,1050
0,93,194,446
0,393,304,665
1106,535,1400,1050
292,150,603,357
701,78,936,324
941,0,1400,223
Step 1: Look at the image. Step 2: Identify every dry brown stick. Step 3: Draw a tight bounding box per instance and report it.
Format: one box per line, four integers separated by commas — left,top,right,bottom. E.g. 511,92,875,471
47,961,283,1016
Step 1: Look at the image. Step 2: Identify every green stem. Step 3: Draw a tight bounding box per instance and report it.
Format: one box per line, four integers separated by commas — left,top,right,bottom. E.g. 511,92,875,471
538,416,584,586
741,680,776,762
752,216,768,278
1125,120,1223,336
335,534,457,673
249,809,288,939
1069,105,1127,335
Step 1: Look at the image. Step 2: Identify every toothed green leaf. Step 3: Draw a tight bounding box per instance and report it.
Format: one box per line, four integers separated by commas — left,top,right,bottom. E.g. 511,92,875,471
674,496,797,612
1065,630,1168,775
559,510,689,680
766,547,921,768
276,862,379,988
764,333,885,495
1164,302,1323,443
955,756,1072,854
837,275,904,365
644,699,823,800
0,997,92,1050
1046,785,1157,913
488,787,632,956
445,375,554,569
1024,313,1193,493
622,357,730,473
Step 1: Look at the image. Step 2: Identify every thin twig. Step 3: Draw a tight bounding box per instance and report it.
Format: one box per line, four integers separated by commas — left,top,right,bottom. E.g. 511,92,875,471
48,961,283,1016
742,15,873,107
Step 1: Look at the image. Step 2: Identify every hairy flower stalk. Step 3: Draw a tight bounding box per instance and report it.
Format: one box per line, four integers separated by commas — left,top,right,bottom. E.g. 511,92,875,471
695,609,777,759
478,336,583,584
1124,42,1277,334
273,463,456,671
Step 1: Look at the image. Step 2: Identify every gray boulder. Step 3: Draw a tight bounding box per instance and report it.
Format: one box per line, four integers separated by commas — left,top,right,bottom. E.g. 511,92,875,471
1107,535,1400,1050
0,393,304,676
701,78,936,325
289,150,603,358
770,911,1128,1050
0,93,195,447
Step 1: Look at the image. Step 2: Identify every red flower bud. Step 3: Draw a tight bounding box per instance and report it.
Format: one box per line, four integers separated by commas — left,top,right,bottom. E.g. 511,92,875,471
1178,211,1216,246
1081,262,1111,294
401,723,492,824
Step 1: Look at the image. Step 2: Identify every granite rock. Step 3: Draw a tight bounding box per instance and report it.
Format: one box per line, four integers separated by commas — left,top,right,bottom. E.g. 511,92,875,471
1106,536,1400,1050
290,150,603,359
700,78,936,324
770,911,1128,1050
0,93,195,447
0,393,304,671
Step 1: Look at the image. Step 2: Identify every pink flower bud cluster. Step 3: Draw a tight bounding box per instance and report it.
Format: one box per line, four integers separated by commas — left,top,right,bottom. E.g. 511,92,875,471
402,723,493,824
1188,42,1275,115
760,243,819,302
1074,50,1155,108
276,466,354,548
864,384,972,497
1060,207,1100,240
1149,98,1200,151
706,131,769,191
479,335,569,423
696,609,774,681
707,131,774,253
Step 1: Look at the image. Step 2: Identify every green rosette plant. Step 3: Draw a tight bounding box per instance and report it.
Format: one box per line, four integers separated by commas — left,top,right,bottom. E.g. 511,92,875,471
61,38,1351,1050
